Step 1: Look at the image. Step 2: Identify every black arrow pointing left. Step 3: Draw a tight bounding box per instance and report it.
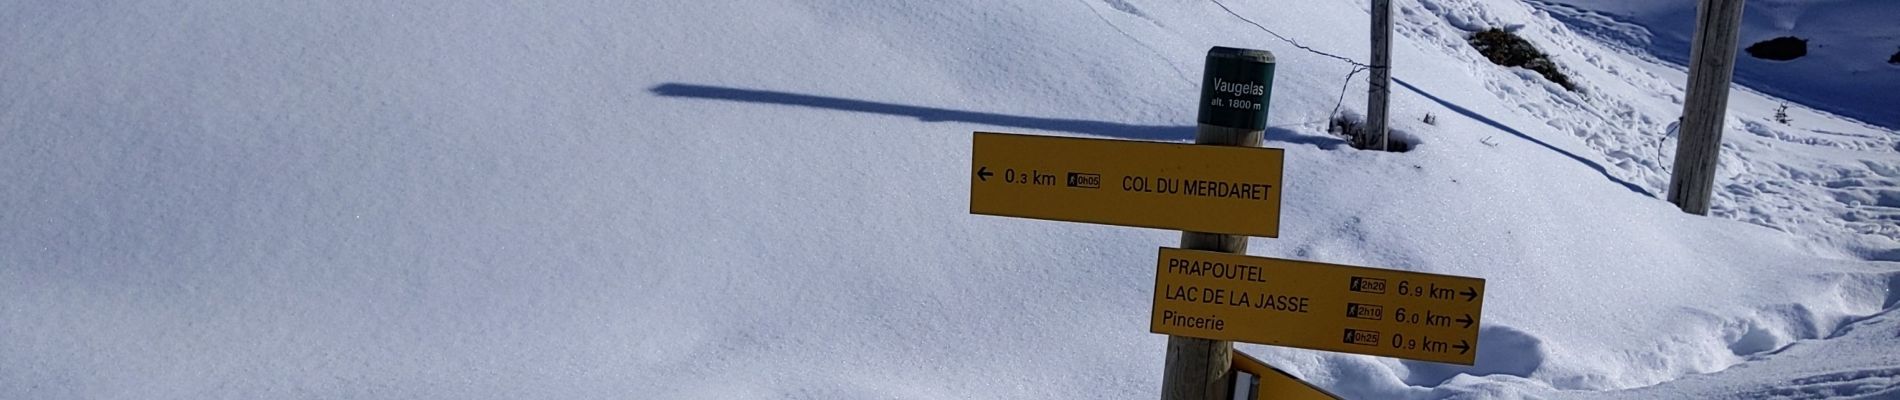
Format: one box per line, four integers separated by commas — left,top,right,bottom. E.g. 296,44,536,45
977,166,994,182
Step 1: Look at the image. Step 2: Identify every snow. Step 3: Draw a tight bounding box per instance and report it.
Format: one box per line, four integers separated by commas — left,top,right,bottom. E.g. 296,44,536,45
1528,0,1900,129
1,0,1896,399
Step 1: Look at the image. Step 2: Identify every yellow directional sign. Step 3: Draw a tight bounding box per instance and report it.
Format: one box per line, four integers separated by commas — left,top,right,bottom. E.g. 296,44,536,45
969,131,1285,238
1150,248,1486,365
1231,351,1342,400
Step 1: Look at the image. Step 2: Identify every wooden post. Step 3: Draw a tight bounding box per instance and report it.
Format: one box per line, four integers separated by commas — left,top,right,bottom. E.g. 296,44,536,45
1667,0,1746,215
1362,0,1393,151
1161,233,1243,400
1166,46,1273,400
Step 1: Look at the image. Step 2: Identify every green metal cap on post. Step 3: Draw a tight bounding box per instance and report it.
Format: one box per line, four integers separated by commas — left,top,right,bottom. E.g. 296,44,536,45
1198,47,1277,131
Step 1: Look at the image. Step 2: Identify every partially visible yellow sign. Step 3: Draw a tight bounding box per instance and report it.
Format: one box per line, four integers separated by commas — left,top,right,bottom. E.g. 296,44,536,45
1231,351,1341,400
1151,248,1486,365
969,131,1284,237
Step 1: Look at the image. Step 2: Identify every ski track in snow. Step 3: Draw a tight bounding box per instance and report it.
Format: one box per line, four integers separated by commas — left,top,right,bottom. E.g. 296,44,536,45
1582,290,1900,399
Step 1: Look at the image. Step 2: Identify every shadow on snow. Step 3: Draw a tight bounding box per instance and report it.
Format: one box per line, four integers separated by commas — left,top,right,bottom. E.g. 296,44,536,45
649,83,1350,150
1392,78,1655,197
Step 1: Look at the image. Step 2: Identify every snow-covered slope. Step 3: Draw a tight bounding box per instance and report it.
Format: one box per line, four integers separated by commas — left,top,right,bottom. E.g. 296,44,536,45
1528,0,1900,129
1,1,1895,399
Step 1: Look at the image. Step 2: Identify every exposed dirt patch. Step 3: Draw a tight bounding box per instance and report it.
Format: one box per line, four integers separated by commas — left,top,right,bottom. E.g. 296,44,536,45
1468,28,1575,91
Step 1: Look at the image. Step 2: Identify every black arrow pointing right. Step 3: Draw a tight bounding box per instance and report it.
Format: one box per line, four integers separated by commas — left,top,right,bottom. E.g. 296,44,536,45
1457,314,1474,329
1453,340,1470,355
1461,287,1479,302
977,166,993,182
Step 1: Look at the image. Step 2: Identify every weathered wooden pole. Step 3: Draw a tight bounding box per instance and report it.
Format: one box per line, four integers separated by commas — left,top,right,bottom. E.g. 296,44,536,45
1361,0,1393,151
1163,46,1274,400
1667,0,1746,215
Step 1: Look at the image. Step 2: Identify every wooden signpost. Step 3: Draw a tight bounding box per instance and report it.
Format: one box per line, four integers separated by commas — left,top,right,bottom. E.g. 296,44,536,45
967,46,1489,399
